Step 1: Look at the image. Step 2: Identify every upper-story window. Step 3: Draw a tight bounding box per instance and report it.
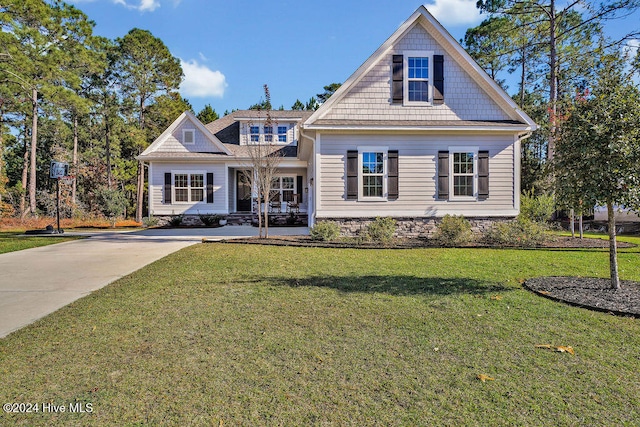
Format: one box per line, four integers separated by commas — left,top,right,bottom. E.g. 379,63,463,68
183,129,195,145
250,126,260,143
278,126,287,143
393,50,443,106
407,57,429,102
264,126,273,142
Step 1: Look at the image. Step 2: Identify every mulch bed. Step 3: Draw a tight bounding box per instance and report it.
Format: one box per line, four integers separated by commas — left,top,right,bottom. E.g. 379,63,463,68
219,235,634,250
524,277,640,317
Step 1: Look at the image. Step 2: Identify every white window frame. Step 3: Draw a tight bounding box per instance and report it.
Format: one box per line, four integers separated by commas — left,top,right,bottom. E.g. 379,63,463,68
270,175,297,202
448,147,478,201
277,125,288,143
403,50,433,106
182,129,195,145
249,126,260,143
358,146,388,201
264,125,273,142
172,170,206,204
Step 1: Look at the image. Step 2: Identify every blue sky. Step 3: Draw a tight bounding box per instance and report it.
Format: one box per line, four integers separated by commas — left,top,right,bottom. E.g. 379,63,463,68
69,0,639,115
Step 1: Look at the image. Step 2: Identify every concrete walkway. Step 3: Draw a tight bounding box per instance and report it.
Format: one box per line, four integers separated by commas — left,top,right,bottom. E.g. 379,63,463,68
0,226,308,338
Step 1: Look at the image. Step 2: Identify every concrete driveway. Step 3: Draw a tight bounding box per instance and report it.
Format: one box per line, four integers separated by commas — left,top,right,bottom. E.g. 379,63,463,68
0,226,308,338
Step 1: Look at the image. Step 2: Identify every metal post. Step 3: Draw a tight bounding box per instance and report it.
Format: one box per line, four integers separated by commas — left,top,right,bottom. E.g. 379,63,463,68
56,177,61,233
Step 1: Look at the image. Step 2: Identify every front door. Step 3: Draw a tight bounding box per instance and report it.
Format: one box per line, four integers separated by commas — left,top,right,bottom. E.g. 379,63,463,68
236,170,252,212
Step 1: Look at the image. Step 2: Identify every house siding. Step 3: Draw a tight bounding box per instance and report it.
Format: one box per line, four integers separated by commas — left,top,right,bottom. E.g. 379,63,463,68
315,133,517,218
322,24,511,123
149,162,228,215
151,120,221,153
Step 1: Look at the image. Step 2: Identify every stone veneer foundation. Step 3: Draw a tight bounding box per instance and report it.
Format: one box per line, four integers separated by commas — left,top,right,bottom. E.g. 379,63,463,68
319,217,515,238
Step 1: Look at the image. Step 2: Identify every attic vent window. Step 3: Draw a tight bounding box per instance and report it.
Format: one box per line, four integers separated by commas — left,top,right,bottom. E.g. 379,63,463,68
183,129,195,145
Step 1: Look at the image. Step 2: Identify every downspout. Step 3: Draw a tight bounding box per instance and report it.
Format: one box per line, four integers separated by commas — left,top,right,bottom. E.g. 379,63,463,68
515,131,533,214
300,128,316,227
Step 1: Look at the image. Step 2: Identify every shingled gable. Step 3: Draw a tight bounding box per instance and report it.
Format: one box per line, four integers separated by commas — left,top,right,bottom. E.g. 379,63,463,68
304,6,537,131
140,110,231,157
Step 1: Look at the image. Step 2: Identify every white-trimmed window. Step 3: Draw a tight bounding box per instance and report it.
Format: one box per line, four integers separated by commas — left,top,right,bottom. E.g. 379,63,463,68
271,176,296,202
250,126,260,143
264,126,273,142
174,172,205,203
182,129,195,145
449,148,478,199
404,51,433,105
359,147,388,200
278,126,288,143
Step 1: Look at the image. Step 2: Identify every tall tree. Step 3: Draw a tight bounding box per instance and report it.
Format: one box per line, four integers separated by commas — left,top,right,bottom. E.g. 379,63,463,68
0,0,95,215
291,99,305,111
316,83,342,103
553,50,640,289
476,0,640,160
196,104,219,123
113,28,183,222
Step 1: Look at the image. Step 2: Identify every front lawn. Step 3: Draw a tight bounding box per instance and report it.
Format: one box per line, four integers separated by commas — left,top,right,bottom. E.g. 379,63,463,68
0,232,81,254
1,239,639,425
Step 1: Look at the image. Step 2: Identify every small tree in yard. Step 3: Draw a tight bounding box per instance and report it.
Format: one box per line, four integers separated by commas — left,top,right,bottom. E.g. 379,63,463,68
554,50,640,289
96,186,128,228
240,85,283,238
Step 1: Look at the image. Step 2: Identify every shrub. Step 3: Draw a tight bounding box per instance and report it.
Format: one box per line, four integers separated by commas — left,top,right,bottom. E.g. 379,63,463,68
168,214,184,227
434,215,473,246
143,215,159,228
520,190,555,223
95,186,128,227
199,214,221,226
310,221,341,241
365,216,397,243
483,216,549,247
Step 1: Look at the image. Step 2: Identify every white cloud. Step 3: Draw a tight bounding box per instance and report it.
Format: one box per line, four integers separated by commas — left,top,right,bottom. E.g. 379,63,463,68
626,39,639,59
112,0,160,12
424,0,483,26
180,59,227,98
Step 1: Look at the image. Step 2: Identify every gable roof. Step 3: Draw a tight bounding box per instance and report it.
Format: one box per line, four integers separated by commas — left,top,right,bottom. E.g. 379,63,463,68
304,6,537,131
140,110,231,156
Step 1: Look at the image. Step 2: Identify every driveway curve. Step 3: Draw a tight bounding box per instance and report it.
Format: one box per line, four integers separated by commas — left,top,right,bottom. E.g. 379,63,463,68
0,226,307,338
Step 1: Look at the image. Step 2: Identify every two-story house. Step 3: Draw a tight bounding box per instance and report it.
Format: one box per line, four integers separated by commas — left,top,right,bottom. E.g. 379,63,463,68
138,6,537,234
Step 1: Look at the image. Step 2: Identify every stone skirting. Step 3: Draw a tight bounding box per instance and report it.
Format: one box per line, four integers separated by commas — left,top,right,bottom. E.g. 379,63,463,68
318,217,515,238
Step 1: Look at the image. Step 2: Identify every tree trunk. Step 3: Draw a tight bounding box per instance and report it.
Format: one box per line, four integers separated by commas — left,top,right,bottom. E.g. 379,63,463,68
570,208,575,237
607,202,620,290
72,113,78,205
105,117,112,187
20,125,29,219
579,214,583,239
29,88,38,215
263,192,270,239
547,0,557,160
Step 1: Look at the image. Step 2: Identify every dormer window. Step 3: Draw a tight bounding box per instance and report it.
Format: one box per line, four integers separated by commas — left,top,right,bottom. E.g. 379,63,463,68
407,56,430,102
264,126,273,142
183,129,195,145
278,126,287,143
250,126,260,143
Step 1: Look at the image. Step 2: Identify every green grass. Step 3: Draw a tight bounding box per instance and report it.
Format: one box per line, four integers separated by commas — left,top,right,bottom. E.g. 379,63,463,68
0,232,82,254
1,237,639,426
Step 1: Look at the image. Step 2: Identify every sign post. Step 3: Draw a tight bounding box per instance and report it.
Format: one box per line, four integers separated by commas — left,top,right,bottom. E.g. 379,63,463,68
49,161,69,234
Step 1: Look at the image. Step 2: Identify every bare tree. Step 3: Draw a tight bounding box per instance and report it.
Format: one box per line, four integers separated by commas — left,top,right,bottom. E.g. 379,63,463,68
239,85,284,238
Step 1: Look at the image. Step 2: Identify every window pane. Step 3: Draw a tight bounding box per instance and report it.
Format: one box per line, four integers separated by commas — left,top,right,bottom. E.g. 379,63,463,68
282,177,294,189
174,174,188,187
363,176,383,197
191,189,204,201
454,176,474,197
408,57,428,79
278,126,287,143
175,189,189,202
362,152,383,174
250,126,259,142
271,177,280,189
191,174,204,188
408,81,429,102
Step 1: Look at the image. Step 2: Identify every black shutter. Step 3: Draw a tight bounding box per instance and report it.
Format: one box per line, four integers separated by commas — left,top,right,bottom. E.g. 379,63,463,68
438,151,449,199
296,175,303,202
478,151,489,199
388,150,398,200
164,172,172,204
346,150,358,200
392,54,403,103
433,55,444,105
206,172,214,203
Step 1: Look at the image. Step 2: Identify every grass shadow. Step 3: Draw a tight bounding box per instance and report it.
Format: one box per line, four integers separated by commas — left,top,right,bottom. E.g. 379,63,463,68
267,275,510,297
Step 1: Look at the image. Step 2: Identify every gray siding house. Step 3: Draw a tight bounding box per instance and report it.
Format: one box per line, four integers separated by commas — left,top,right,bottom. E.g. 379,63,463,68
139,6,537,232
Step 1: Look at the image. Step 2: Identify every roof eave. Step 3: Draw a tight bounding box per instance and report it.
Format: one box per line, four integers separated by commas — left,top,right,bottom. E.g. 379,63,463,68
303,124,534,133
